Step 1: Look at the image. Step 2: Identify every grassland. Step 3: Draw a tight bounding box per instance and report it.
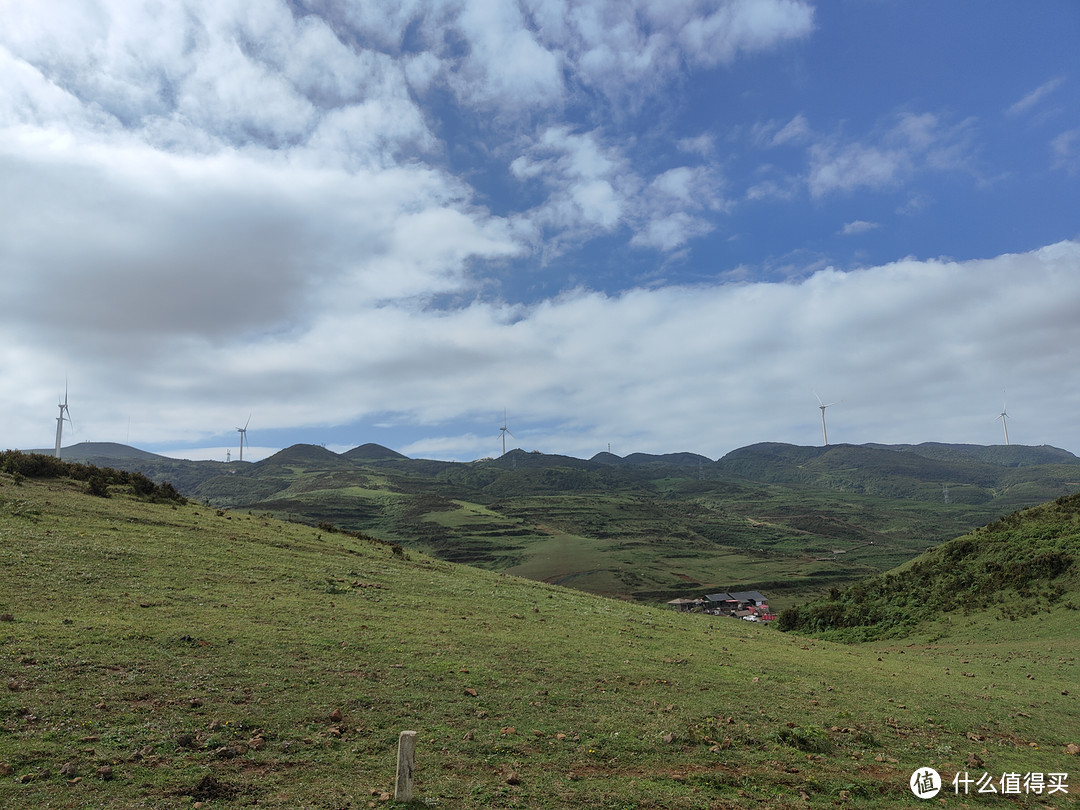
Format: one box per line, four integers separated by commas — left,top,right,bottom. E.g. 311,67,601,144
2,468,1079,808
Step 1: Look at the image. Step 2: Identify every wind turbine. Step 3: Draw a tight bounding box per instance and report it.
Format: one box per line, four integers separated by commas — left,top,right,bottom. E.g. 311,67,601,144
814,392,838,446
499,409,515,457
996,399,1010,446
54,383,72,458
236,414,251,461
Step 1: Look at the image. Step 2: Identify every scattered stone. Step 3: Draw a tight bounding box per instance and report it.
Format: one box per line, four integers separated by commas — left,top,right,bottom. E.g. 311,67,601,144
555,733,566,741
16,772,36,783
95,702,108,711
214,745,243,759
60,762,78,777
505,770,520,785
1065,743,1080,755
329,709,343,722
966,754,984,768
661,732,675,744
327,726,342,737
462,731,474,741
500,726,516,736
68,777,83,785
248,736,266,750
96,765,113,780
0,613,13,622
189,698,204,708
0,762,13,776
566,771,579,781
379,792,391,801
7,679,25,692
464,687,478,697
175,733,197,749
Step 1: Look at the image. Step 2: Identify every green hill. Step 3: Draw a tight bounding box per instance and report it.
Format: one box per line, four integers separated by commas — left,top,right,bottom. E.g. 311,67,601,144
19,442,1080,607
3,461,1080,808
779,492,1080,641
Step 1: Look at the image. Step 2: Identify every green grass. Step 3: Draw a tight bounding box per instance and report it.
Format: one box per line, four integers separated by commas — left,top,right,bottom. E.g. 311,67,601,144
2,473,1079,808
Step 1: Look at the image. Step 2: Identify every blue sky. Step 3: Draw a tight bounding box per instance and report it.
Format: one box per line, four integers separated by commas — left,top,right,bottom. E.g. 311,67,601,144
2,0,1078,462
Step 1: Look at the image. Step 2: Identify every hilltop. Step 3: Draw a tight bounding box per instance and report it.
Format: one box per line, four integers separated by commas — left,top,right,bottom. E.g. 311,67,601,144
21,440,1080,606
1,460,1078,808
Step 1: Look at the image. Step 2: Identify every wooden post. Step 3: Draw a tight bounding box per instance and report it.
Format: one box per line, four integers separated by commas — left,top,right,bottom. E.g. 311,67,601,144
395,730,417,802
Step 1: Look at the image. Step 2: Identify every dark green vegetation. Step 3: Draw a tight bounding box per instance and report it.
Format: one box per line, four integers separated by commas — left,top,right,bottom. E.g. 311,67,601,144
3,463,1080,808
779,491,1080,642
46,441,1080,607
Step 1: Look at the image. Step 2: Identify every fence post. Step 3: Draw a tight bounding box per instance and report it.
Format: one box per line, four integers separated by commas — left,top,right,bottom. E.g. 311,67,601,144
395,730,417,802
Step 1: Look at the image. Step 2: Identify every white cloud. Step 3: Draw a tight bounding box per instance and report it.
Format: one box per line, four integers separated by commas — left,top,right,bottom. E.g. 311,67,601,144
766,113,811,146
839,220,879,236
6,241,1080,461
1051,129,1079,176
1006,76,1065,117
807,112,974,197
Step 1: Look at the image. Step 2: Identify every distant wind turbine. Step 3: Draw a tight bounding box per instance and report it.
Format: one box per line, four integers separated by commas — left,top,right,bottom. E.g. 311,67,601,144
814,392,838,446
236,414,251,461
499,409,515,457
996,399,1010,446
54,382,72,458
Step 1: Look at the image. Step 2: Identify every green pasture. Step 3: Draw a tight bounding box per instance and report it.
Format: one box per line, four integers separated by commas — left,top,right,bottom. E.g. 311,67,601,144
2,472,1079,808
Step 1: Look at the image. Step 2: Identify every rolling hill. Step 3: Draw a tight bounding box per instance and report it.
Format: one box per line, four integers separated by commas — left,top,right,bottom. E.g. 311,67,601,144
22,441,1080,606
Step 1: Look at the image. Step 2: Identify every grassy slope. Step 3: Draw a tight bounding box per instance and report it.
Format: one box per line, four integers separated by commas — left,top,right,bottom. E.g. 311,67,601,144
2,473,1079,808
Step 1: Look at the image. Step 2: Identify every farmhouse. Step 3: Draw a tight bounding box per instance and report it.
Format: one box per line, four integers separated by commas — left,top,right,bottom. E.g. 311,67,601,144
667,590,777,621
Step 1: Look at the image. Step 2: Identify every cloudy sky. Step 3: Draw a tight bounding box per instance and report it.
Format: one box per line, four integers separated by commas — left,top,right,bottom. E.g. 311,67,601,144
2,1,1078,463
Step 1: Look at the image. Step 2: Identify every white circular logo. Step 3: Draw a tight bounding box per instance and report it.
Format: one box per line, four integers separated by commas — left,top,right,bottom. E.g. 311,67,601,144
910,767,942,799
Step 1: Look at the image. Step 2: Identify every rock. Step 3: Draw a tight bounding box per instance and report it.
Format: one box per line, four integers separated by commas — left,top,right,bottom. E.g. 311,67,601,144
500,726,516,736
0,613,13,622
661,732,675,744
175,732,197,749
248,736,266,750
96,765,113,780
59,762,78,777
1065,743,1080,755
0,762,13,776
462,730,474,741
966,754,984,768
464,688,478,697
506,770,521,785
189,698,203,708
379,792,391,801
329,709,343,722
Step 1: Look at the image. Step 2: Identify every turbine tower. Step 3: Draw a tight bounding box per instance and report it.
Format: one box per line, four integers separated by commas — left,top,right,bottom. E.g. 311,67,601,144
814,392,837,446
54,383,72,458
996,400,1010,446
236,414,251,461
499,409,514,457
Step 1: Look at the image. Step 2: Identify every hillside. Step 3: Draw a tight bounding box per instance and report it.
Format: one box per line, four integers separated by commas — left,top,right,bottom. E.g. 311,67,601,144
2,464,1079,808
22,441,1080,606
779,491,1080,642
